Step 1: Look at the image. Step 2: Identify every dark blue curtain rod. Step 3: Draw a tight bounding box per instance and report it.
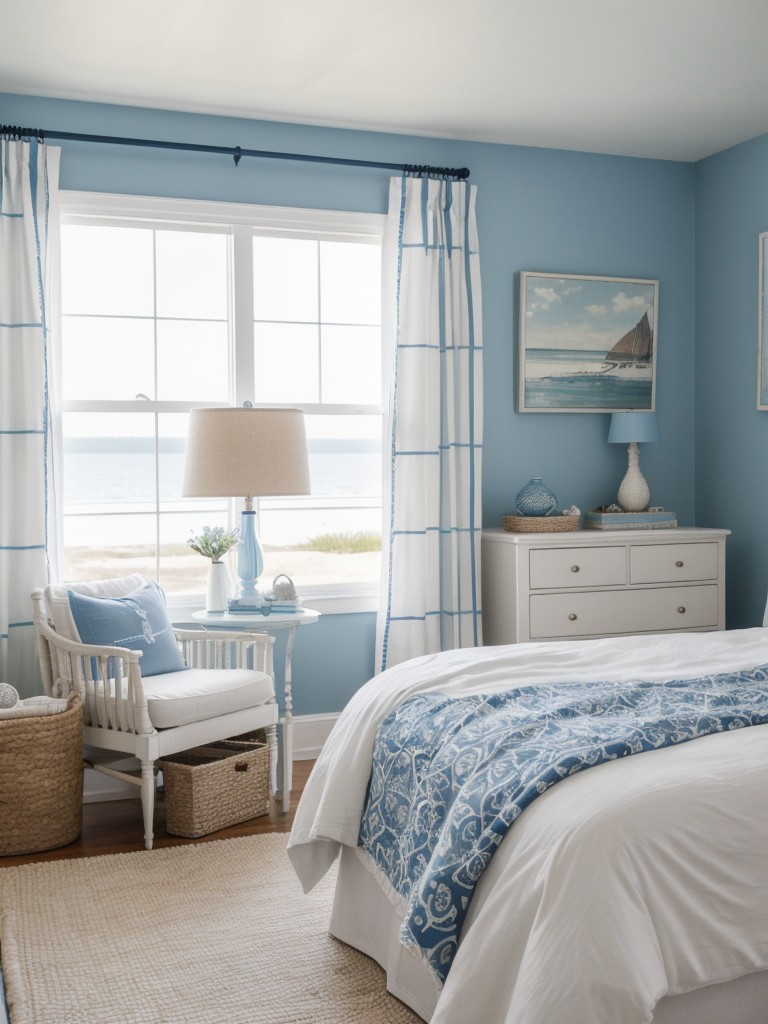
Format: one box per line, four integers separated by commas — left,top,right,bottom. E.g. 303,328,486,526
1,124,470,180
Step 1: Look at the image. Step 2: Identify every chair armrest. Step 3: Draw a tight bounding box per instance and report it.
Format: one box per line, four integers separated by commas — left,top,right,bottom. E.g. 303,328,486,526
173,629,275,675
36,615,143,661
32,614,151,734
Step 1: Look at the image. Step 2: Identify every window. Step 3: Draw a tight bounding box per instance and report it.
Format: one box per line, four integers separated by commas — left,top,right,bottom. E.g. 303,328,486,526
58,193,384,610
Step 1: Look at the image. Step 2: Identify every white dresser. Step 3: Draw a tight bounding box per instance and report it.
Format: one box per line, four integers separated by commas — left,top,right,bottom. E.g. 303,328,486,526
481,527,729,645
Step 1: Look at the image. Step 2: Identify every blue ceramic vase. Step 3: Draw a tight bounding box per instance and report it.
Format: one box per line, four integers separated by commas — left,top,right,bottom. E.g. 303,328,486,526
515,477,558,516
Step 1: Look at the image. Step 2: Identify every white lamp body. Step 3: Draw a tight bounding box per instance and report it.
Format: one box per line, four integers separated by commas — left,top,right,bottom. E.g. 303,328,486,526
608,412,659,513
617,441,650,512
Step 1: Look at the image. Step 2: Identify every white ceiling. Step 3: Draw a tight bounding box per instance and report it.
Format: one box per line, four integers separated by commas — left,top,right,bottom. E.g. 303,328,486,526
3,0,768,163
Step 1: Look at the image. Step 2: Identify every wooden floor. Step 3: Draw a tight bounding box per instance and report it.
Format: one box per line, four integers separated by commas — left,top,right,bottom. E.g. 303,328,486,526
0,759,315,869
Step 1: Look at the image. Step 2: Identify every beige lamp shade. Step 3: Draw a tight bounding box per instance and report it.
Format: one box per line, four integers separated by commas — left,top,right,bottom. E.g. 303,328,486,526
182,407,311,498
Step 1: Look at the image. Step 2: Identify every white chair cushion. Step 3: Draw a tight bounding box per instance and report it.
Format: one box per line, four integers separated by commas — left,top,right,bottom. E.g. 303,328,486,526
45,574,147,641
142,668,275,730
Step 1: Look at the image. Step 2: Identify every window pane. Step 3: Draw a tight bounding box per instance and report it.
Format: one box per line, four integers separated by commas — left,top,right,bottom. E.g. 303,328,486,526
157,413,189,507
258,506,381,587
320,325,381,405
320,241,381,325
253,323,319,403
159,511,232,596
156,230,229,320
62,512,159,583
63,411,158,511
156,320,229,401
61,224,154,317
304,414,382,499
253,236,318,322
62,316,155,400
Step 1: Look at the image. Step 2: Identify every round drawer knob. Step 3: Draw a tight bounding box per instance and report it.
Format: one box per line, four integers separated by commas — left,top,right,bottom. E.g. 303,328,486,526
677,606,686,614
675,560,684,568
570,565,580,573
568,613,577,621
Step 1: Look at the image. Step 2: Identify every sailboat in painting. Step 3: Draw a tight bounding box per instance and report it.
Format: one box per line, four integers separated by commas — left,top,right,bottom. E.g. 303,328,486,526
599,311,653,379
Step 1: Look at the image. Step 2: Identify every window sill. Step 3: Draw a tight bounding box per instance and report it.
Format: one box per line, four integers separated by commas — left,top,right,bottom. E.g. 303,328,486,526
167,586,379,620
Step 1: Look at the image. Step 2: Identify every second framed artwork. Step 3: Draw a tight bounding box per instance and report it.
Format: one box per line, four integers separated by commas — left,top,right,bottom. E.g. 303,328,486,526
518,272,658,413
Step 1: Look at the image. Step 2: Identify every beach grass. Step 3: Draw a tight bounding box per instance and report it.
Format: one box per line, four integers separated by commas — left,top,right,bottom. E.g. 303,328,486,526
295,531,381,554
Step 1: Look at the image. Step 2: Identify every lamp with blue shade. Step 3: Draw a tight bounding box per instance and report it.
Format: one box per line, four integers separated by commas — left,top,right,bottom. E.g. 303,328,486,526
182,406,311,609
607,412,660,512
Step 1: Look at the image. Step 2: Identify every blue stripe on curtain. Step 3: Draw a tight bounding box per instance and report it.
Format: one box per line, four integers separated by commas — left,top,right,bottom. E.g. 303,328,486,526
376,175,483,672
0,138,60,695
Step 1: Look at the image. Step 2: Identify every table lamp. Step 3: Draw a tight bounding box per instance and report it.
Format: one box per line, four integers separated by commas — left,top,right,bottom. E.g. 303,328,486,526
183,407,311,609
607,411,660,512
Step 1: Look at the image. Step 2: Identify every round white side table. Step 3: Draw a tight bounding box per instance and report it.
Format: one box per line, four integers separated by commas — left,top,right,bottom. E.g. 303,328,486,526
189,608,320,811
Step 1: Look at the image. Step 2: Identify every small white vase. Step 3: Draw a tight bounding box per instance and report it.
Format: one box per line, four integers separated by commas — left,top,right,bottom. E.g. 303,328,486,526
206,560,229,613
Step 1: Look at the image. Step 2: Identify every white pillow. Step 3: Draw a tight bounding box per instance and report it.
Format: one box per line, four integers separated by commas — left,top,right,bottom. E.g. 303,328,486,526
45,574,147,641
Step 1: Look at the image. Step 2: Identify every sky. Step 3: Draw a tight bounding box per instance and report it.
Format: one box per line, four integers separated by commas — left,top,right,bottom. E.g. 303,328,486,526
522,274,657,352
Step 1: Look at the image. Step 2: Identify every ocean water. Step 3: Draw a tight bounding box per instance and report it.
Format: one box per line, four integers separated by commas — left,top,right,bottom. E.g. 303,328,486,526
64,451,380,504
523,348,653,410
63,450,382,546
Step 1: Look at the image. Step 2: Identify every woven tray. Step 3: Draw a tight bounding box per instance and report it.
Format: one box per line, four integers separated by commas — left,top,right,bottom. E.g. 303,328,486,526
0,695,83,856
503,514,580,533
158,738,269,838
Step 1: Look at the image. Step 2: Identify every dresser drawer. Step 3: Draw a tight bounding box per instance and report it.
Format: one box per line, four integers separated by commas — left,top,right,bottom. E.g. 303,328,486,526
529,585,720,639
630,543,719,584
529,545,626,590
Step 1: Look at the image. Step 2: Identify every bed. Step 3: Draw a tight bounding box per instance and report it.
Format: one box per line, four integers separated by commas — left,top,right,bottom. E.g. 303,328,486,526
287,628,768,1024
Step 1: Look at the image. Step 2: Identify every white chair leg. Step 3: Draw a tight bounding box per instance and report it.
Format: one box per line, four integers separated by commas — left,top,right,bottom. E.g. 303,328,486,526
141,760,156,850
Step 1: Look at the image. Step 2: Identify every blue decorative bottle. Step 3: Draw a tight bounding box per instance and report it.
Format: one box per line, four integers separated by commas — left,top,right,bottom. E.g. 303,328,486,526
515,478,558,516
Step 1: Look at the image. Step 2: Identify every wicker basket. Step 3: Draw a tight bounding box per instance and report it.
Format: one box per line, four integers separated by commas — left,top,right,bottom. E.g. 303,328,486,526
0,695,83,856
502,514,581,533
158,738,270,838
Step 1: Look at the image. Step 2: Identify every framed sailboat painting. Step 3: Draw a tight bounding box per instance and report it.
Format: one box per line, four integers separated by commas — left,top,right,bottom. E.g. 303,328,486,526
518,272,658,413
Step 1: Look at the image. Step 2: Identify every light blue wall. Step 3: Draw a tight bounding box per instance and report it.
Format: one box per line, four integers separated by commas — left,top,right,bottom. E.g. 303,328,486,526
1,92,698,711
695,134,768,629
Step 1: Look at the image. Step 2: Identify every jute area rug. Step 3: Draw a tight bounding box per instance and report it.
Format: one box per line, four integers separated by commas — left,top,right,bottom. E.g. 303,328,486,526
0,833,423,1024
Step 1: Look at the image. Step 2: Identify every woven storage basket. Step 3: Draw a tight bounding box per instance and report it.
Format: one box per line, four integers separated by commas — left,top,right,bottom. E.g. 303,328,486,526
158,738,270,838
502,514,580,533
0,695,83,856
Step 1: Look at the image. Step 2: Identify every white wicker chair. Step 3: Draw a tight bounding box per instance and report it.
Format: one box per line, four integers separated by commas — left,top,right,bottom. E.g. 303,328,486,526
32,577,278,850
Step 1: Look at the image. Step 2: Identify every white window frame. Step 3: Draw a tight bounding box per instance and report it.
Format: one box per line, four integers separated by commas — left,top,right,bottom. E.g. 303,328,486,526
58,191,386,616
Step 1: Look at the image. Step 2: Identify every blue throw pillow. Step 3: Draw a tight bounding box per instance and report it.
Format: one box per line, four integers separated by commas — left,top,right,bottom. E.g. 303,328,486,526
67,581,187,677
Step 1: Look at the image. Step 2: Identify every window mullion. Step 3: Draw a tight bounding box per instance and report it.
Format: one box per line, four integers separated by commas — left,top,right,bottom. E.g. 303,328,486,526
152,231,161,582
232,225,255,407
316,240,323,404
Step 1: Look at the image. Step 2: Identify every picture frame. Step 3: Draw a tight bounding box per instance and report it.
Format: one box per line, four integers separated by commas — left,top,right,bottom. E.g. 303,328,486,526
758,232,768,409
518,272,659,413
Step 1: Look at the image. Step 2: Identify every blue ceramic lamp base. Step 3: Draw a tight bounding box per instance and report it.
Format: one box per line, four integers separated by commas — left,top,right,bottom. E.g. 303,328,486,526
227,508,270,611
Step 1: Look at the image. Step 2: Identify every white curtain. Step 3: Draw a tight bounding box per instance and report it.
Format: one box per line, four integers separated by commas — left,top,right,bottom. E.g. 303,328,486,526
376,174,483,672
0,137,61,696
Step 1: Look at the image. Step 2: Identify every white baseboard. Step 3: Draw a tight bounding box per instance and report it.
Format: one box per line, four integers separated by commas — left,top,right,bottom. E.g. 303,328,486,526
83,712,340,802
291,712,339,760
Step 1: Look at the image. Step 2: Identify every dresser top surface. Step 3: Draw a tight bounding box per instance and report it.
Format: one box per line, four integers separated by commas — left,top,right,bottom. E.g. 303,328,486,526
482,526,730,547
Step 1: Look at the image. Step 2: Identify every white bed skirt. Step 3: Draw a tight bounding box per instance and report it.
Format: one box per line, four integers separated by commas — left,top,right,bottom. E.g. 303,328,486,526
330,846,768,1024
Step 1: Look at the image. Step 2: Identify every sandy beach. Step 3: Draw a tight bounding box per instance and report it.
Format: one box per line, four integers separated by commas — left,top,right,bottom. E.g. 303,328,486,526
63,548,381,597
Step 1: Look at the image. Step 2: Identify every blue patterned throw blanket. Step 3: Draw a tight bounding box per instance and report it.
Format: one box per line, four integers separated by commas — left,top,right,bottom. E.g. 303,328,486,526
358,666,768,983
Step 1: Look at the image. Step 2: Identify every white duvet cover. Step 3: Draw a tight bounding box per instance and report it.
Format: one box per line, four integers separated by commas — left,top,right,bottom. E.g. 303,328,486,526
288,629,768,1024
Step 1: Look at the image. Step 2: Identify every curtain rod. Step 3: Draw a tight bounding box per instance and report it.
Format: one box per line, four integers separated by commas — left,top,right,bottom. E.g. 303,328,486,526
1,124,470,180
